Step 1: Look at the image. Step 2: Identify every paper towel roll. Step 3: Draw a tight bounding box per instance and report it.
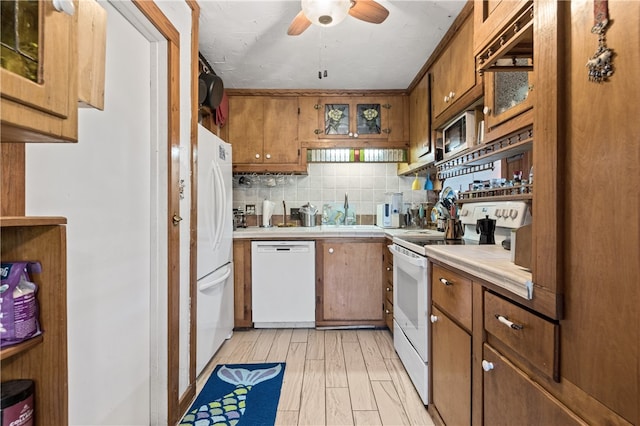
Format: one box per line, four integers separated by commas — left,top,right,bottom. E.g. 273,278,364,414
262,200,274,227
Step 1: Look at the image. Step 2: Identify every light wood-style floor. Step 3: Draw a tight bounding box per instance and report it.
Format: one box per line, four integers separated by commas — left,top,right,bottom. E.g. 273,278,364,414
197,328,435,426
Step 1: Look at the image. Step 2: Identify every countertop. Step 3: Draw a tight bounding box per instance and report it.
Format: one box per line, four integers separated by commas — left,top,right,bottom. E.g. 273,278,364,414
425,244,533,301
233,225,440,239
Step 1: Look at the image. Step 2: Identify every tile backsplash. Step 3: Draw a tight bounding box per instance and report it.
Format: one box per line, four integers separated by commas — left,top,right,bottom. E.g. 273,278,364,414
232,161,502,222
233,163,430,218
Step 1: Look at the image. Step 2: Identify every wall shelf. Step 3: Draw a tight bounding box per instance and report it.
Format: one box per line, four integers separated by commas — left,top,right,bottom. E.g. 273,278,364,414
436,125,533,180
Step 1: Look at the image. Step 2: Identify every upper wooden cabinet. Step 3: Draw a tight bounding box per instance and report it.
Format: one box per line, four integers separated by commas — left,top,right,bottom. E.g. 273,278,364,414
473,0,532,57
298,95,407,146
408,73,431,163
1,0,78,142
483,65,534,131
227,96,305,173
430,12,476,120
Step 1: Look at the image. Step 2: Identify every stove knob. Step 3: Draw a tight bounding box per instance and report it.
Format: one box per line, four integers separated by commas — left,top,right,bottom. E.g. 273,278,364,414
502,208,509,218
495,209,502,218
510,209,519,219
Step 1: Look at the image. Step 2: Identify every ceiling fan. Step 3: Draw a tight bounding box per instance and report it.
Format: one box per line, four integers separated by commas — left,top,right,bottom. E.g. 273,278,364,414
287,0,389,36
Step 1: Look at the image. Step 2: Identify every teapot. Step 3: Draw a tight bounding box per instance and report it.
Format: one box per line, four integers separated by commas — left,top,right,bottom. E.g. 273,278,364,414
476,215,496,244
444,218,463,240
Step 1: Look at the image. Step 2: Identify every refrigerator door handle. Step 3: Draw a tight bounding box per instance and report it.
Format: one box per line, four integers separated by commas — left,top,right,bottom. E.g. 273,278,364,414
212,158,226,251
199,262,232,292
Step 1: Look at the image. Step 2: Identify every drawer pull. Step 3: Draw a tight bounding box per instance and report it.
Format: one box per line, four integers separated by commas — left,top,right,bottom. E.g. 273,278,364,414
496,314,524,330
439,277,452,286
482,360,494,372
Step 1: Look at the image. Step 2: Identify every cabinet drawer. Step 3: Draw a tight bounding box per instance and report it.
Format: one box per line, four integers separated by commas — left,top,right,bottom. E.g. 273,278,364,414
484,291,558,380
431,264,472,331
384,298,393,332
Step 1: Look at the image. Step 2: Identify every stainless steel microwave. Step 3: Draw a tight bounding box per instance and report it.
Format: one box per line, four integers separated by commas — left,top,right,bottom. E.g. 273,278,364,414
443,111,476,159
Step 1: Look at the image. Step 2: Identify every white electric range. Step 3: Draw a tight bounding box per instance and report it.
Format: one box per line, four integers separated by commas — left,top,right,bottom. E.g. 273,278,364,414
389,201,532,405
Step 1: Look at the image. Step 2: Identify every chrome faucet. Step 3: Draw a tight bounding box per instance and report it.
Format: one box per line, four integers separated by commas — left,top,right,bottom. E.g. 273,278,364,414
344,192,349,225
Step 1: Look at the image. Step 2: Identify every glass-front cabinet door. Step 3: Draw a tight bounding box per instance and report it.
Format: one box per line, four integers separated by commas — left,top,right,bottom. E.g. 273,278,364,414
483,58,534,130
318,97,389,140
1,0,75,120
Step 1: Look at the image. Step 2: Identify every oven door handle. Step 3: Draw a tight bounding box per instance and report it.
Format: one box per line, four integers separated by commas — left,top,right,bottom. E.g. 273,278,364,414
389,244,428,268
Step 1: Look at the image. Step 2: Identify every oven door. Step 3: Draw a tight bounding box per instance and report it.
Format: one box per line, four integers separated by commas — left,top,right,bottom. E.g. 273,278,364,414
390,244,429,361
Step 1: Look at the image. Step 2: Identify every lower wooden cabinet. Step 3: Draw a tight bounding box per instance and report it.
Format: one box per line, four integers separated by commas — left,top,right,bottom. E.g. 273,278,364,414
430,262,472,426
232,240,252,328
316,239,385,327
482,344,586,425
383,240,394,332
431,306,471,426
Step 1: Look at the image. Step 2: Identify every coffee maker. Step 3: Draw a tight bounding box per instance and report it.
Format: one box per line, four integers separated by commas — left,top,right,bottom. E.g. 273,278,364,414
476,215,496,244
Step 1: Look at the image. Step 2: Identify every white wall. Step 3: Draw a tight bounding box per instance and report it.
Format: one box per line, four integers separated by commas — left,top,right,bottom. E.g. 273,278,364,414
25,1,193,424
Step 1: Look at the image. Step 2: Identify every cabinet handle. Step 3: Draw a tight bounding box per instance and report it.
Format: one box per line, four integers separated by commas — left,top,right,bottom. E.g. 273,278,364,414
385,309,391,314
386,287,392,292
255,153,260,159
386,267,391,271
265,154,271,159
382,128,391,134
444,95,449,103
482,360,495,372
483,106,492,115
382,103,392,109
314,104,322,110
439,277,452,286
430,314,438,323
53,0,75,15
172,214,183,226
353,132,358,138
314,129,322,134
495,314,524,330
449,91,455,99
328,248,334,254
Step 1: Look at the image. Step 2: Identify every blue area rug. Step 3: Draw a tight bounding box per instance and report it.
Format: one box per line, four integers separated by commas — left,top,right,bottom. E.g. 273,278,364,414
179,363,286,426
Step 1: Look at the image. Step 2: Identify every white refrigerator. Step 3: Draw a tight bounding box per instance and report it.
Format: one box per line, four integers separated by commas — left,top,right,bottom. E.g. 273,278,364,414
196,124,234,375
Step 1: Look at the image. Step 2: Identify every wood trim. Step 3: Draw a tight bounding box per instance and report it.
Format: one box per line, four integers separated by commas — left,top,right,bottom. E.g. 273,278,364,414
1,143,25,216
225,88,407,97
532,0,563,302
179,0,200,417
131,2,182,424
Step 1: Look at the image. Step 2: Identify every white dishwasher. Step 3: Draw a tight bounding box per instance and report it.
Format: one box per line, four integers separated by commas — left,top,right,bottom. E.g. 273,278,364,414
251,240,316,328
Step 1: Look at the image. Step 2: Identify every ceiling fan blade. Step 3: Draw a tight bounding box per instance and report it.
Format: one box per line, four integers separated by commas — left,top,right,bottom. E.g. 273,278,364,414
348,0,389,24
287,10,312,36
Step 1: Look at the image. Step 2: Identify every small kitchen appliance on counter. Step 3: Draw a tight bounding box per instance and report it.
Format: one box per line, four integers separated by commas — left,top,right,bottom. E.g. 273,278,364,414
476,215,496,244
299,202,318,227
376,192,403,228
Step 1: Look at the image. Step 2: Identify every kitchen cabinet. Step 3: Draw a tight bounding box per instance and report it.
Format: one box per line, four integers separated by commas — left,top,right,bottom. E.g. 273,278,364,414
232,240,252,328
482,345,585,425
316,239,385,327
408,72,432,163
227,96,305,173
429,263,472,426
298,95,407,146
483,65,534,132
430,12,477,121
383,240,393,333
473,0,532,58
1,0,78,142
0,217,68,426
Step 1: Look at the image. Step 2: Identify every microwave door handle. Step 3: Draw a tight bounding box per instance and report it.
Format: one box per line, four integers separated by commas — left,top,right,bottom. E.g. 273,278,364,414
389,244,428,268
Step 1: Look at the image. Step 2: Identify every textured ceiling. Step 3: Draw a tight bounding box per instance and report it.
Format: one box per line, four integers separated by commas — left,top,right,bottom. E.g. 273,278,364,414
198,0,466,91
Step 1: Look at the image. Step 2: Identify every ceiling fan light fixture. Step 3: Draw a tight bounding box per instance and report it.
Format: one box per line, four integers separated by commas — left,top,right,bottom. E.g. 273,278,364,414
301,0,351,28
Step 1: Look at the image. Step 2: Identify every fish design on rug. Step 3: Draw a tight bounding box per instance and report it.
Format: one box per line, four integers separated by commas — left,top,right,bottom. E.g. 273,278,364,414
179,364,283,426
